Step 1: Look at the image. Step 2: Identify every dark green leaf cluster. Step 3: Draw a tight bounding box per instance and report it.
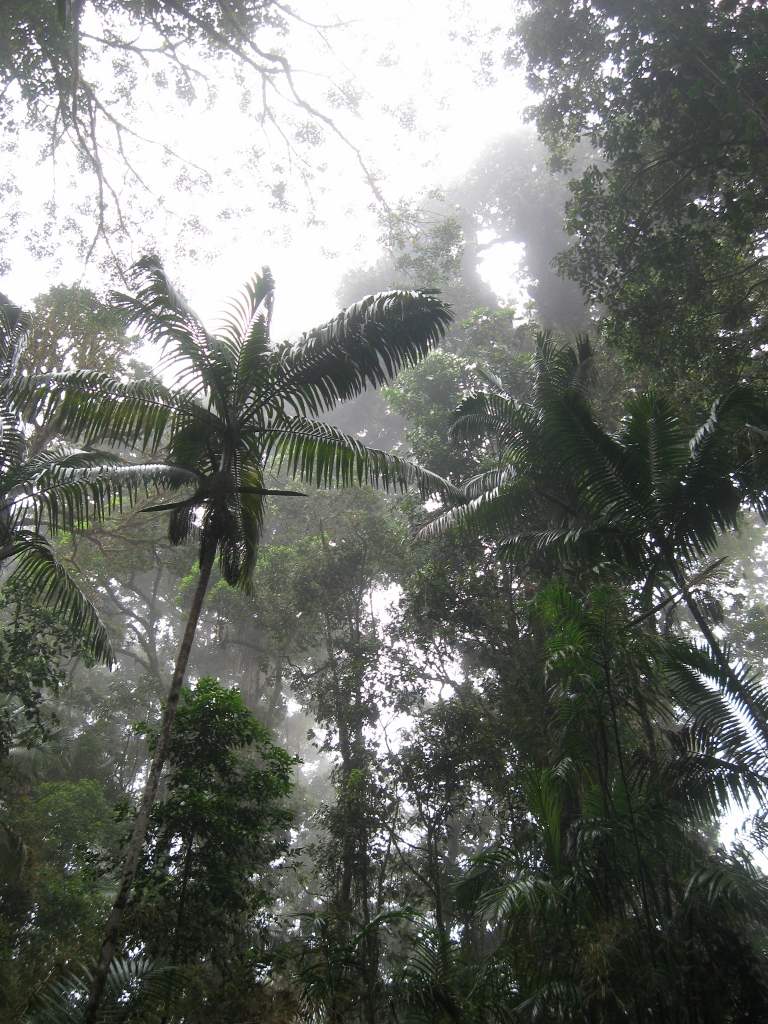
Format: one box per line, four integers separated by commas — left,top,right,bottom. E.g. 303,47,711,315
391,336,768,1019
0,583,86,756
514,0,768,409
0,295,146,664
134,678,294,966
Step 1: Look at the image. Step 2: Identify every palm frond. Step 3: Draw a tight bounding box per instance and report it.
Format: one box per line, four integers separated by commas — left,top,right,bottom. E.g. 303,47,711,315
418,476,550,540
19,461,199,533
265,417,460,498
9,541,113,665
112,255,225,403
164,412,225,472
685,857,768,925
266,290,452,416
463,466,518,499
4,444,124,493
26,956,182,1024
619,393,689,489
533,331,596,404
400,930,465,1024
0,418,29,476
668,639,768,750
8,371,188,453
450,392,540,456
219,267,275,408
167,499,198,546
0,295,31,378
543,399,645,523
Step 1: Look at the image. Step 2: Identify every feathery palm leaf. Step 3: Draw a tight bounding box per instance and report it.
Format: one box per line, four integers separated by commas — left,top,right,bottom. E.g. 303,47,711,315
428,338,768,572
0,439,198,665
0,293,31,379
26,956,181,1024
0,297,201,664
425,337,768,748
9,540,111,664
19,256,454,590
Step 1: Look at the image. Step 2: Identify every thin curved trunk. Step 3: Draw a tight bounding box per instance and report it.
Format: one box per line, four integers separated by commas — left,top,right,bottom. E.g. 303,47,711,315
83,543,217,1024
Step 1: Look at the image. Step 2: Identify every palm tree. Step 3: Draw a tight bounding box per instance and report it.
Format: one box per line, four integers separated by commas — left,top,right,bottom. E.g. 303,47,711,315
0,296,189,665
20,256,453,1021
452,583,768,1021
424,336,768,746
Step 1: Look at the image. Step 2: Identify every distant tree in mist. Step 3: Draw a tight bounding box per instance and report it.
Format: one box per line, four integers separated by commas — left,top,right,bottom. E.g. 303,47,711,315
514,0,768,411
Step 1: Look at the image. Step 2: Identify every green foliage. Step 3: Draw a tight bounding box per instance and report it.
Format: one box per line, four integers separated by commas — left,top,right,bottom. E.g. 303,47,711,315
382,206,466,291
0,293,204,668
0,583,86,755
132,677,294,969
383,331,768,1018
514,0,768,411
25,956,181,1024
433,336,768,582
14,780,114,870
429,337,768,744
384,350,477,481
454,131,595,334
477,582,768,1021
16,260,454,1021
7,47,768,1011
0,295,155,665
21,286,138,378
0,771,118,1021
18,256,454,594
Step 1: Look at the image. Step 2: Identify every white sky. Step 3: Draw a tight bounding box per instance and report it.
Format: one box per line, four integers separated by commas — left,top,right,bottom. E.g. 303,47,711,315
0,0,529,341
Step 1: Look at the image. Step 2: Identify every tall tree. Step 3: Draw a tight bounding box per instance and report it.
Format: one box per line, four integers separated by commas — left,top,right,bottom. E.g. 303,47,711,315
21,285,138,379
512,0,768,410
400,580,768,1023
21,255,453,1020
131,678,293,1005
404,339,768,1021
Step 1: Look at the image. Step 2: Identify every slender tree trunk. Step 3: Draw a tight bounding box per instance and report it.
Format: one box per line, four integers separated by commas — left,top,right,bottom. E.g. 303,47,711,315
429,827,445,936
159,836,195,1024
171,837,195,966
266,655,284,728
83,544,217,1024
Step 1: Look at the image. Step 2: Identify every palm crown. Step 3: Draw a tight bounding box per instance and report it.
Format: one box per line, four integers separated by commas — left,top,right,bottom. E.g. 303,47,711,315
23,256,455,590
429,336,768,580
425,336,768,742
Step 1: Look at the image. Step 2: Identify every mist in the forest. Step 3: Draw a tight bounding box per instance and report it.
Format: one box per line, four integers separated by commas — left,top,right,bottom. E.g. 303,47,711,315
2,2,768,1022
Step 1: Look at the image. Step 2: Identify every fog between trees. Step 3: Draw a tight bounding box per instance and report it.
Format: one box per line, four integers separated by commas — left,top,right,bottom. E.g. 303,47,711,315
3,2,768,1023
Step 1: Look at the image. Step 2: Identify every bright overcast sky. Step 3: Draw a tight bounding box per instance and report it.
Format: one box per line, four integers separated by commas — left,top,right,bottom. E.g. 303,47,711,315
0,0,528,341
